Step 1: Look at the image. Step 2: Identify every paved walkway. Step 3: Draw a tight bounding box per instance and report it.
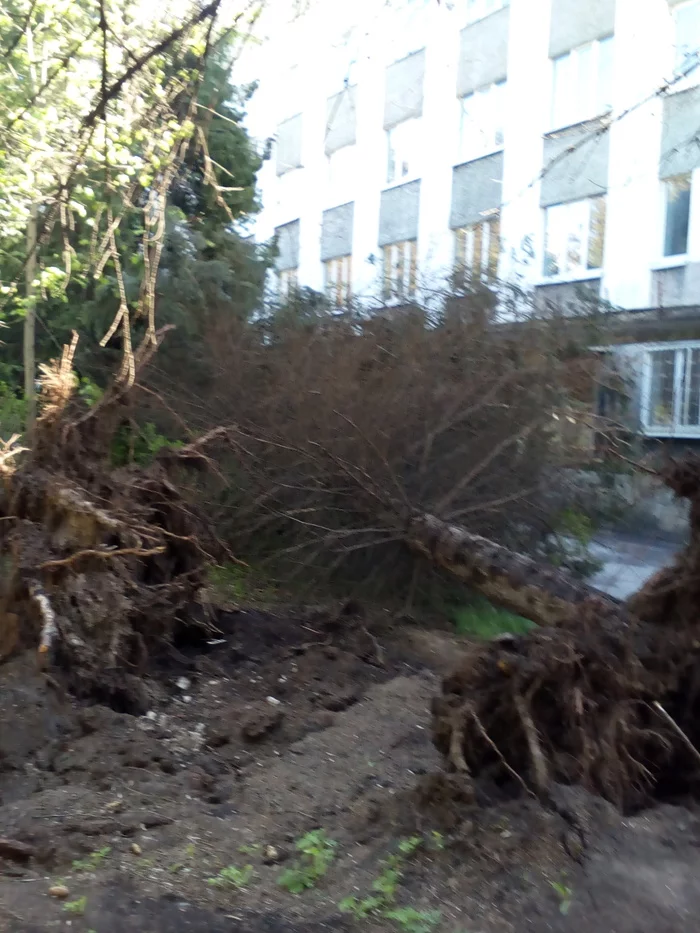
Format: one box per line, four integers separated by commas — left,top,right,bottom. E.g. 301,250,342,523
589,531,682,600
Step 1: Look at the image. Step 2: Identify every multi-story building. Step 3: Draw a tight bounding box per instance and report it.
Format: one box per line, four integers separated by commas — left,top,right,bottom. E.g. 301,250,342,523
241,0,700,440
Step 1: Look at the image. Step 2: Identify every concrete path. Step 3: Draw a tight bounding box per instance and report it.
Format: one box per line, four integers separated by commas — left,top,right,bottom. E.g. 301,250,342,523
589,531,681,600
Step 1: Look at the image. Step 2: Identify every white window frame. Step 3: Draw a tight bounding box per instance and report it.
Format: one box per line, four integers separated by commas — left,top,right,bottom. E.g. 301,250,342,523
457,81,506,164
673,0,700,84
326,145,356,206
640,341,700,437
385,118,421,187
542,196,607,283
278,268,298,299
324,255,352,308
551,36,614,131
382,239,418,301
660,174,692,262
465,0,508,26
454,213,501,284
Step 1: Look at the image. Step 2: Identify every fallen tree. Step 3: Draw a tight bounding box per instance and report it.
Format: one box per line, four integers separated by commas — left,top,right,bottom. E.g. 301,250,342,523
429,458,700,812
0,335,219,712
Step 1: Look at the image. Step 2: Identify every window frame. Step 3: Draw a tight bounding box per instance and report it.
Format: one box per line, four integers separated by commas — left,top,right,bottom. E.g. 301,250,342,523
550,36,614,131
385,117,421,187
542,195,607,282
641,342,700,437
323,254,353,308
382,239,418,301
278,268,298,299
457,81,506,165
454,212,501,285
661,174,692,260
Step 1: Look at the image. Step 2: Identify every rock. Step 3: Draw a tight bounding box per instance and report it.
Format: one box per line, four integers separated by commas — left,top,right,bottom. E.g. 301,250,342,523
317,688,359,712
262,844,286,864
0,838,35,862
266,696,281,707
241,705,284,742
131,843,142,855
48,884,70,899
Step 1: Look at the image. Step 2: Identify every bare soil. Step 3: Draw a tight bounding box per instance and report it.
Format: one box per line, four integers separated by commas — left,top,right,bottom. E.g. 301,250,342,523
2,606,700,933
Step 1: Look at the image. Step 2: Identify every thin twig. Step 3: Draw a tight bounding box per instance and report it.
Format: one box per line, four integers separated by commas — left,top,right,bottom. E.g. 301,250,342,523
651,700,700,766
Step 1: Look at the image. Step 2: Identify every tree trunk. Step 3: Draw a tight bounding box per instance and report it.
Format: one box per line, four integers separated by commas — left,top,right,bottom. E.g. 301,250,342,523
24,201,38,443
405,511,621,627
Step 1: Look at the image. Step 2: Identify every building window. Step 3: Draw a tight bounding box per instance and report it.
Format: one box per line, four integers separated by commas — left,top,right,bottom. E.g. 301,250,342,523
674,0,700,77
551,37,614,129
663,174,691,257
465,0,508,24
458,81,505,163
543,196,606,278
454,214,501,284
382,239,418,300
324,255,352,308
327,146,355,201
278,268,298,298
386,118,420,185
645,346,700,433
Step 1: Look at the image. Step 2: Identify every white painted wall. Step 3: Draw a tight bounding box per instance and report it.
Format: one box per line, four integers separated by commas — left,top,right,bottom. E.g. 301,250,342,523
238,0,694,311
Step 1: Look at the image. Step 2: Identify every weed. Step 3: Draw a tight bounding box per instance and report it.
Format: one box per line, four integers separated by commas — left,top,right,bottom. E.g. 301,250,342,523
384,907,441,933
207,562,277,605
63,896,87,916
207,864,255,890
238,843,262,856
451,597,534,639
340,836,440,932
429,831,445,851
72,847,111,872
277,829,337,894
550,879,573,915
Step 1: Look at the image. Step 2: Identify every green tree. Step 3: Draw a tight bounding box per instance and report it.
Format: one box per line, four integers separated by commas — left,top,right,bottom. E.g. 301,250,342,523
0,0,265,435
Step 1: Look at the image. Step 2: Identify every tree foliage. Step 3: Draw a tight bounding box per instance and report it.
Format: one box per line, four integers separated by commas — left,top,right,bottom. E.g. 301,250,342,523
0,0,269,424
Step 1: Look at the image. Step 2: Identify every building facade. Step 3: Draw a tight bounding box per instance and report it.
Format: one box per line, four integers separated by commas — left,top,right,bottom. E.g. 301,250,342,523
242,0,700,439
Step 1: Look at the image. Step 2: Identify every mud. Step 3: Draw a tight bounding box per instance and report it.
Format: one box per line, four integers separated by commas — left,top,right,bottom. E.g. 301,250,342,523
3,608,700,933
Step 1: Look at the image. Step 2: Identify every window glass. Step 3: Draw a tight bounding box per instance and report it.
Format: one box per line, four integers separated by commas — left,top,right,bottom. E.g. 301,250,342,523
663,175,691,257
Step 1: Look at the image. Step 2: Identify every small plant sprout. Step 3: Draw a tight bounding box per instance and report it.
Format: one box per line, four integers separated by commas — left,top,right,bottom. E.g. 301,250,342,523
72,847,111,872
207,864,255,889
277,829,337,894
63,896,87,916
550,878,573,915
339,835,440,931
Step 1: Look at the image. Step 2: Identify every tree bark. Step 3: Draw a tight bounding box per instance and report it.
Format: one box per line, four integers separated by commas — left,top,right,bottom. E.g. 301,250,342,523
24,201,38,443
405,511,620,627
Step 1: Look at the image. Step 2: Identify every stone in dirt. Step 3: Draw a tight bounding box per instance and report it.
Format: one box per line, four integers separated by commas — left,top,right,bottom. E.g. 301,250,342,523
240,704,284,742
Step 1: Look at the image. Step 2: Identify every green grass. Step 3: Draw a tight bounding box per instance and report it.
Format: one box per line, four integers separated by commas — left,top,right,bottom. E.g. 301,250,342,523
450,597,535,639
206,562,278,605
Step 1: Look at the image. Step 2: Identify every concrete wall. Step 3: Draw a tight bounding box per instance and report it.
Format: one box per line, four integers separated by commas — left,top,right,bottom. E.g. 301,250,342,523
457,6,510,96
378,180,421,247
275,219,300,270
549,0,617,58
321,202,354,260
276,114,303,175
325,86,357,155
540,121,610,206
450,152,504,228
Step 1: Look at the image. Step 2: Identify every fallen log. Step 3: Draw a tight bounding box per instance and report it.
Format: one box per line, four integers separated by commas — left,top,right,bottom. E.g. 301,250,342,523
405,511,621,628
427,457,700,812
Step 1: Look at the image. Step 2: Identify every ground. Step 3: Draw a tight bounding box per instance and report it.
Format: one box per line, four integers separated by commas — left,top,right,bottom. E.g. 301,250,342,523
2,606,700,933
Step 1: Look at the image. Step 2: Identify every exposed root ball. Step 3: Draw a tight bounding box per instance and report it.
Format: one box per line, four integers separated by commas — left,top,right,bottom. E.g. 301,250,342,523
432,603,700,812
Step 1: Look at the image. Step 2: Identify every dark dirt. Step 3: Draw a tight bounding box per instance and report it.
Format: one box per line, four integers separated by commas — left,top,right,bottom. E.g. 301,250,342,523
3,607,700,933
